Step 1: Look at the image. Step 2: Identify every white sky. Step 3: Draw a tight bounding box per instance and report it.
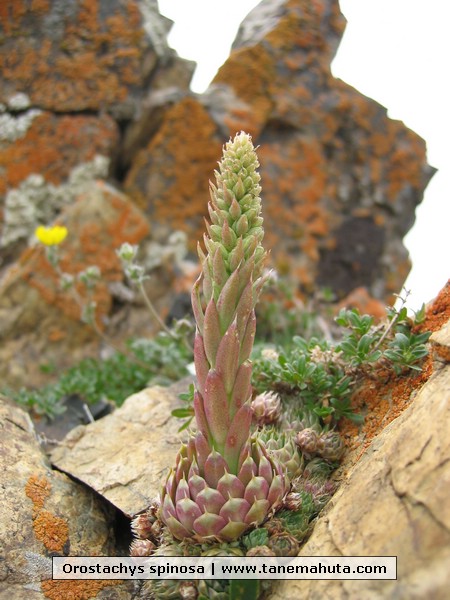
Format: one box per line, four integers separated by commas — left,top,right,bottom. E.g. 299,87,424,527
158,0,449,310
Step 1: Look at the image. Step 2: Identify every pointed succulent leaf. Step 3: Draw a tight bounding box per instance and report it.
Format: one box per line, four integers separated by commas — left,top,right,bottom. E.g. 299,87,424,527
237,455,257,488
193,391,211,443
232,361,253,407
188,474,206,501
217,472,245,499
193,512,227,538
176,497,203,531
220,497,251,523
244,500,271,525
223,405,253,473
215,321,240,394
194,334,209,395
203,299,221,366
239,312,256,364
212,247,228,290
203,371,229,447
244,476,270,503
195,487,226,514
216,268,240,332
175,476,191,504
219,521,250,542
164,515,192,540
203,449,228,488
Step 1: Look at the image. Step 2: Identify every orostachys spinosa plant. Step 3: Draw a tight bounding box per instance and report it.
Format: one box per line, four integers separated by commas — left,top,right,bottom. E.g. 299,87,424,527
160,132,287,543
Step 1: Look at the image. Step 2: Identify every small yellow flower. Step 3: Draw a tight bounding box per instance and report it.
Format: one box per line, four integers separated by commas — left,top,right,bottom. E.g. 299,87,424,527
35,225,68,246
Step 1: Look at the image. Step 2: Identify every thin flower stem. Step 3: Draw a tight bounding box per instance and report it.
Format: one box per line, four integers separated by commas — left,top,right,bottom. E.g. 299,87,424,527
372,289,410,353
138,280,193,353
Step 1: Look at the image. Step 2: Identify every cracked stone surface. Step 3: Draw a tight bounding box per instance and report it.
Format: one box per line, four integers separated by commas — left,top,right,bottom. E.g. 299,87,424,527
50,385,186,517
0,396,133,599
272,321,450,599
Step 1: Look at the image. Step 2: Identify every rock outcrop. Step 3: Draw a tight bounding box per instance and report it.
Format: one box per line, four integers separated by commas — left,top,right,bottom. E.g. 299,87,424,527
0,395,134,599
125,0,434,302
50,284,450,599
0,0,434,386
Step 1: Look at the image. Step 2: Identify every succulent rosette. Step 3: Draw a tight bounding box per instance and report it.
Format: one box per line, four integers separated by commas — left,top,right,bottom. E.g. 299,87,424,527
160,133,286,542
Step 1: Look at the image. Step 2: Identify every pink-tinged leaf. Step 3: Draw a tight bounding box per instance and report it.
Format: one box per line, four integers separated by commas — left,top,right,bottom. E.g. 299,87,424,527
231,362,252,409
193,391,211,443
223,405,252,473
244,476,269,503
175,456,191,484
252,272,270,307
175,477,191,503
244,499,270,525
235,281,253,337
195,487,225,514
203,370,229,447
193,512,227,538
267,474,285,507
237,455,257,487
237,257,255,296
215,322,240,394
213,247,228,291
188,474,206,501
163,470,177,503
217,472,245,499
191,274,204,335
161,491,177,521
239,312,256,365
229,197,242,220
237,441,251,472
220,497,250,522
257,454,274,485
208,201,220,225
194,334,209,395
164,515,192,541
235,214,248,236
194,432,210,473
222,219,236,251
228,237,244,272
216,268,240,333
222,182,234,207
175,497,203,531
203,299,221,366
219,521,249,542
203,448,228,488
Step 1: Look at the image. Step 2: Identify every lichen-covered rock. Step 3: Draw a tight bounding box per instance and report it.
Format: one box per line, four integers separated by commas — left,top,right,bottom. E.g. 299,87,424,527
0,182,153,388
0,396,134,599
271,309,450,600
50,385,187,517
0,111,118,246
124,95,223,245
125,0,433,304
0,0,190,115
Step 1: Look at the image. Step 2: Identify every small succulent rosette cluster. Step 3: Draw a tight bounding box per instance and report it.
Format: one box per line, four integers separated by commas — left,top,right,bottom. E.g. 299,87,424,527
160,132,286,543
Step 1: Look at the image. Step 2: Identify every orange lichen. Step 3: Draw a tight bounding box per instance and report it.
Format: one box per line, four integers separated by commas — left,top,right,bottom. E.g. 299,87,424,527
340,353,434,457
25,474,51,511
413,280,450,334
0,0,148,111
125,97,222,251
33,510,69,553
42,579,122,600
0,112,117,196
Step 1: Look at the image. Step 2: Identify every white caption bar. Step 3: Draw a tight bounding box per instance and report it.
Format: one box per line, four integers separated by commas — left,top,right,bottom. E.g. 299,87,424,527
53,556,397,580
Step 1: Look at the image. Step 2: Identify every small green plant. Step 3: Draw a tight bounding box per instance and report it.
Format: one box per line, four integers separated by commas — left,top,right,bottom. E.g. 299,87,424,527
8,327,193,419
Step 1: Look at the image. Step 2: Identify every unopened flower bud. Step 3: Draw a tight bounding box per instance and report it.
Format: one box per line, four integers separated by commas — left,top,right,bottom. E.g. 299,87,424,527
117,242,138,263
129,538,155,557
251,391,281,426
296,428,321,457
317,431,345,462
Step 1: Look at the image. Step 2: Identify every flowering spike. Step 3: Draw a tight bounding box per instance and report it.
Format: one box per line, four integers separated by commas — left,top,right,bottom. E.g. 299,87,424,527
160,133,286,543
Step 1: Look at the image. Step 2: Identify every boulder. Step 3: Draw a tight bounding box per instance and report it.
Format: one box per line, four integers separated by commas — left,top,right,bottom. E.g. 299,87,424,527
0,395,134,599
272,309,450,599
0,181,155,388
0,0,189,115
50,384,188,517
125,0,434,303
